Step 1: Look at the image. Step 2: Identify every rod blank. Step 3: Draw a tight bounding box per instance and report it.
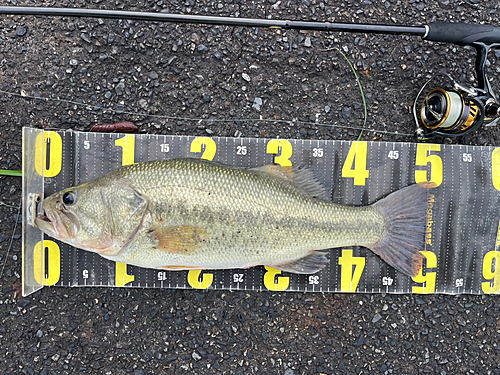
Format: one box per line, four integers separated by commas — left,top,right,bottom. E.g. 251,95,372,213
0,6,428,36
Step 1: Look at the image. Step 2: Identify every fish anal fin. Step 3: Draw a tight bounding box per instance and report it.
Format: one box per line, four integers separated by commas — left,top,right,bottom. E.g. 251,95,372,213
149,225,207,255
251,165,326,198
271,251,329,274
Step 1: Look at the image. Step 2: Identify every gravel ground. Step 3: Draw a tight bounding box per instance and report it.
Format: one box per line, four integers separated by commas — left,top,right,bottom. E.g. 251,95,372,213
1,0,500,374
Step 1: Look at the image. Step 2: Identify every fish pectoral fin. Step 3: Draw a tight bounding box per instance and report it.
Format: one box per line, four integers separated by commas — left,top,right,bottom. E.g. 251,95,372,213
158,265,206,270
250,165,326,198
149,225,207,255
270,251,329,274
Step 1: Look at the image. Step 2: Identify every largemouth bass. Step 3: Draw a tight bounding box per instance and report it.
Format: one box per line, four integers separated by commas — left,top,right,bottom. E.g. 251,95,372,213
34,158,431,277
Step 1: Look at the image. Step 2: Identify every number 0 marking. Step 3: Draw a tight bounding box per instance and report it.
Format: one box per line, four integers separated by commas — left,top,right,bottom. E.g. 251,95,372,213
35,131,63,177
33,240,61,285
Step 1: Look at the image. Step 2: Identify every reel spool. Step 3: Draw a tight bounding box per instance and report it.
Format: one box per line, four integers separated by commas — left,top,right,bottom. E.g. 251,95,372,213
420,88,481,133
413,73,496,139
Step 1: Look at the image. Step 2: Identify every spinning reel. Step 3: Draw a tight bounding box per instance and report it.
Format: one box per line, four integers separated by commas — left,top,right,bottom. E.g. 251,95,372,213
415,40,500,139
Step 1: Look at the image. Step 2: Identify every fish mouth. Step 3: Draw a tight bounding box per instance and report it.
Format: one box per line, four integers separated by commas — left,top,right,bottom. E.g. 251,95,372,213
34,202,77,241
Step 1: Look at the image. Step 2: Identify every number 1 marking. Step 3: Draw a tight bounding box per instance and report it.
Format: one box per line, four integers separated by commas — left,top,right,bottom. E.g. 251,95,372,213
115,135,135,166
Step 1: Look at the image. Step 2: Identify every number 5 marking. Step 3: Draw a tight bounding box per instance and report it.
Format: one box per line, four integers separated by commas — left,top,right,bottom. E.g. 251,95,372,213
415,144,443,187
412,251,437,294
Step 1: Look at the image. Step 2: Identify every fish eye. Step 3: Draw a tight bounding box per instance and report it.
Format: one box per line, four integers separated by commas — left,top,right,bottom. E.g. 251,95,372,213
62,191,76,206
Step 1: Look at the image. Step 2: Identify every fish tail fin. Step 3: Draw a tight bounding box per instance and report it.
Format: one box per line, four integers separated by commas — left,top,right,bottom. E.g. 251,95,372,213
370,182,435,277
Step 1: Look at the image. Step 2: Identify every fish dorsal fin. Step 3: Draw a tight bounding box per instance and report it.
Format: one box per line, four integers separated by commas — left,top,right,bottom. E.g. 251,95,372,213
250,165,327,198
149,225,208,255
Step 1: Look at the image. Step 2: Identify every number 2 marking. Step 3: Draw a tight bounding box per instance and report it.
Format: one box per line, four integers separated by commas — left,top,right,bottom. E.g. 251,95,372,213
191,137,217,161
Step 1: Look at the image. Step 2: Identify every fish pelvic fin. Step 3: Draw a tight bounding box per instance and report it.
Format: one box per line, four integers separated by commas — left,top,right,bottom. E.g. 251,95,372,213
270,251,329,274
371,182,436,277
149,225,208,255
157,265,205,270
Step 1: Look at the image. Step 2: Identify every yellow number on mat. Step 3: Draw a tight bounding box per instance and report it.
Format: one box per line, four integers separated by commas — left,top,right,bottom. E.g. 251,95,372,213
35,131,63,177
338,249,365,292
114,135,137,280
342,142,369,186
412,251,437,294
187,270,214,289
482,251,500,294
415,144,443,187
115,135,135,166
267,139,293,167
115,262,135,287
191,137,217,161
33,240,61,285
263,266,290,291
492,148,500,191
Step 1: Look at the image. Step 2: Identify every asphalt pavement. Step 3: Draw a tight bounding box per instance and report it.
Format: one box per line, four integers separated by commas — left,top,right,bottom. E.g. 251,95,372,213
1,0,500,374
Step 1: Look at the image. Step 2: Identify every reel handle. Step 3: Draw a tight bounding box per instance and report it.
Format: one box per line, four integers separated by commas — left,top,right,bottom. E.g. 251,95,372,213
425,23,500,98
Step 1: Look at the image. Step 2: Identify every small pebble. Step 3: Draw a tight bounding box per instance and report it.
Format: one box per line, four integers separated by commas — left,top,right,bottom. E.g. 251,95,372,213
252,97,263,111
15,25,27,37
192,352,201,360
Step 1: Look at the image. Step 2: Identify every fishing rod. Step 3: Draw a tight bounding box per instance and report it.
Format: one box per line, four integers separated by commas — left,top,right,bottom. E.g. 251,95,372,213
1,6,500,139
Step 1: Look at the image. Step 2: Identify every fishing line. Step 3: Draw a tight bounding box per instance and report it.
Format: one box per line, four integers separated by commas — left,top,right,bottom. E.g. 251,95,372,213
0,89,412,136
0,202,21,279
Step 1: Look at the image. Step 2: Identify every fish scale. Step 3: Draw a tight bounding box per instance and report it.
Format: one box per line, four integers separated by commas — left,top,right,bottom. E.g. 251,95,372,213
35,158,429,276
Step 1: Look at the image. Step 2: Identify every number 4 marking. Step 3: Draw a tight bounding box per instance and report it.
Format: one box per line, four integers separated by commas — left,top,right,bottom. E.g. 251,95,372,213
338,249,365,292
342,142,369,186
